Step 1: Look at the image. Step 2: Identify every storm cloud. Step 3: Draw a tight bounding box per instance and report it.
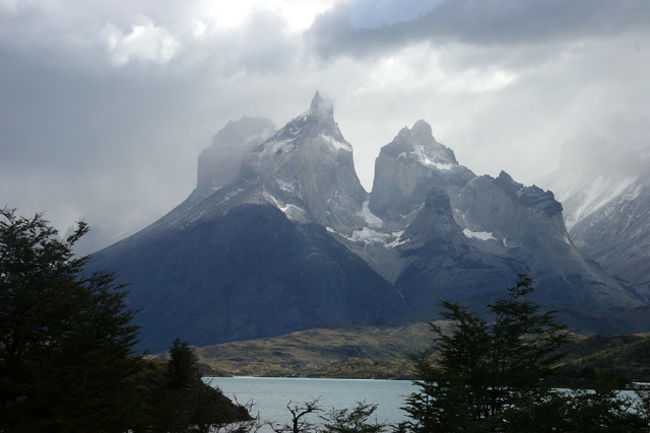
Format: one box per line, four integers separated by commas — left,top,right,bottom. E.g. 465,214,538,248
1,0,649,253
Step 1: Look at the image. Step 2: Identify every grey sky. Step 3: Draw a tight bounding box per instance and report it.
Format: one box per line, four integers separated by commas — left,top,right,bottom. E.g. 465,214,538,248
1,0,649,253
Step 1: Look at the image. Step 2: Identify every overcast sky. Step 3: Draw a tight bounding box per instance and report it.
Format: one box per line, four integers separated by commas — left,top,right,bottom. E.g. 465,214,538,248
2,0,649,253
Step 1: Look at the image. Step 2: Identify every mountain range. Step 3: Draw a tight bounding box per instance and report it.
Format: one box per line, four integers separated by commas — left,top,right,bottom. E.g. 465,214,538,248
540,149,649,299
90,93,647,352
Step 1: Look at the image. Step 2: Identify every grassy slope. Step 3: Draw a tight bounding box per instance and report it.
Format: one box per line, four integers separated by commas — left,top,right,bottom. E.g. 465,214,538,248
552,333,650,387
190,322,650,384
192,322,446,379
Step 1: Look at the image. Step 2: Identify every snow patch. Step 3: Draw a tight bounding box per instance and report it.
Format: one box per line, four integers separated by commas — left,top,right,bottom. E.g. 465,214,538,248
279,203,307,222
348,227,387,244
463,228,496,241
342,227,406,249
264,192,308,223
409,143,456,170
357,200,383,228
319,133,352,152
215,188,244,207
243,128,275,145
568,175,637,229
386,231,407,248
276,178,296,193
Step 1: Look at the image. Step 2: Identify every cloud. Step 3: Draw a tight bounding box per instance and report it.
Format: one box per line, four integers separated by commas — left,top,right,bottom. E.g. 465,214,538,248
103,19,180,65
1,0,649,254
308,0,650,59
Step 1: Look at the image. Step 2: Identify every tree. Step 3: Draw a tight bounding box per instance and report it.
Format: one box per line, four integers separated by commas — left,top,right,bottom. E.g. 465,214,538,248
139,338,251,433
273,399,322,433
0,208,250,433
274,400,386,433
401,275,571,433
0,208,140,432
320,402,386,433
167,338,202,389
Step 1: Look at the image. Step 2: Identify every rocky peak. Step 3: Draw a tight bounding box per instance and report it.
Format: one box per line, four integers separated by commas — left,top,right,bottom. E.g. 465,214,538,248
310,91,333,116
402,188,465,247
193,116,275,202
271,92,348,147
229,93,367,232
493,171,562,217
387,120,458,169
399,119,435,142
494,171,521,196
369,120,475,226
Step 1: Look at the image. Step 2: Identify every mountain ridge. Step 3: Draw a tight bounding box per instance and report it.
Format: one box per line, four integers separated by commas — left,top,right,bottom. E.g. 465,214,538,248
90,93,647,352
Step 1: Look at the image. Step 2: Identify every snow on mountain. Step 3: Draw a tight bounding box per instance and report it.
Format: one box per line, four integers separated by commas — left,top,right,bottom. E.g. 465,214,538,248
543,171,639,230
90,93,406,351
538,142,649,292
89,94,647,351
462,228,497,241
369,119,475,228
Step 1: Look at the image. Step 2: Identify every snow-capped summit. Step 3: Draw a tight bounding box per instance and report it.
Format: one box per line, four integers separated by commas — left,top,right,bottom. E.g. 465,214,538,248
265,91,351,153
369,120,475,227
90,93,404,351
395,119,458,170
172,92,365,234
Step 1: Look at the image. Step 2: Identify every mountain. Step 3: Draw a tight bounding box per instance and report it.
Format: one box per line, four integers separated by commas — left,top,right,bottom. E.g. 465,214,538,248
540,145,650,298
191,116,276,203
91,93,646,352
570,174,649,296
90,93,405,352
361,121,641,309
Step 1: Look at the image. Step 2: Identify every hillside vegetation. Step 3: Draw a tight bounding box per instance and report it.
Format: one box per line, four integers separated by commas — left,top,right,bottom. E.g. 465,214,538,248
189,322,650,385
188,322,443,379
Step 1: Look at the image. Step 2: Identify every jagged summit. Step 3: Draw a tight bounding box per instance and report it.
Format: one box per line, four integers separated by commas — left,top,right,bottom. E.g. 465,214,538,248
268,92,349,150
310,91,333,115
369,120,475,225
388,120,458,170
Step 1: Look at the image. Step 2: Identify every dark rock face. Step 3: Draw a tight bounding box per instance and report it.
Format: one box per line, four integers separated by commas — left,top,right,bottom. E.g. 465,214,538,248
395,188,523,309
92,204,404,353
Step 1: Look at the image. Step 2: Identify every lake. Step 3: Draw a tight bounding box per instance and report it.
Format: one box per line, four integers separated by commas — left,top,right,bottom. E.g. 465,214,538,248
205,376,416,425
205,377,645,428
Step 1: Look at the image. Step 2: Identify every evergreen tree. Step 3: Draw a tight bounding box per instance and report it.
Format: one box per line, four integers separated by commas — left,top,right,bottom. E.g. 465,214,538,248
141,338,251,433
0,208,140,432
401,275,570,433
0,208,250,433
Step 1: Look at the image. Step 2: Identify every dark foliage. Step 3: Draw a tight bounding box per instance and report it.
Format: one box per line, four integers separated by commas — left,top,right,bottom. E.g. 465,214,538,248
274,400,387,433
400,275,650,432
0,208,249,433
136,339,251,433
0,208,140,432
320,402,386,433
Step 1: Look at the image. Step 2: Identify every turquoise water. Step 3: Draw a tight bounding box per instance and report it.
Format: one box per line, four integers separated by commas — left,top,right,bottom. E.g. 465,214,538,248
205,377,644,426
205,376,416,425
